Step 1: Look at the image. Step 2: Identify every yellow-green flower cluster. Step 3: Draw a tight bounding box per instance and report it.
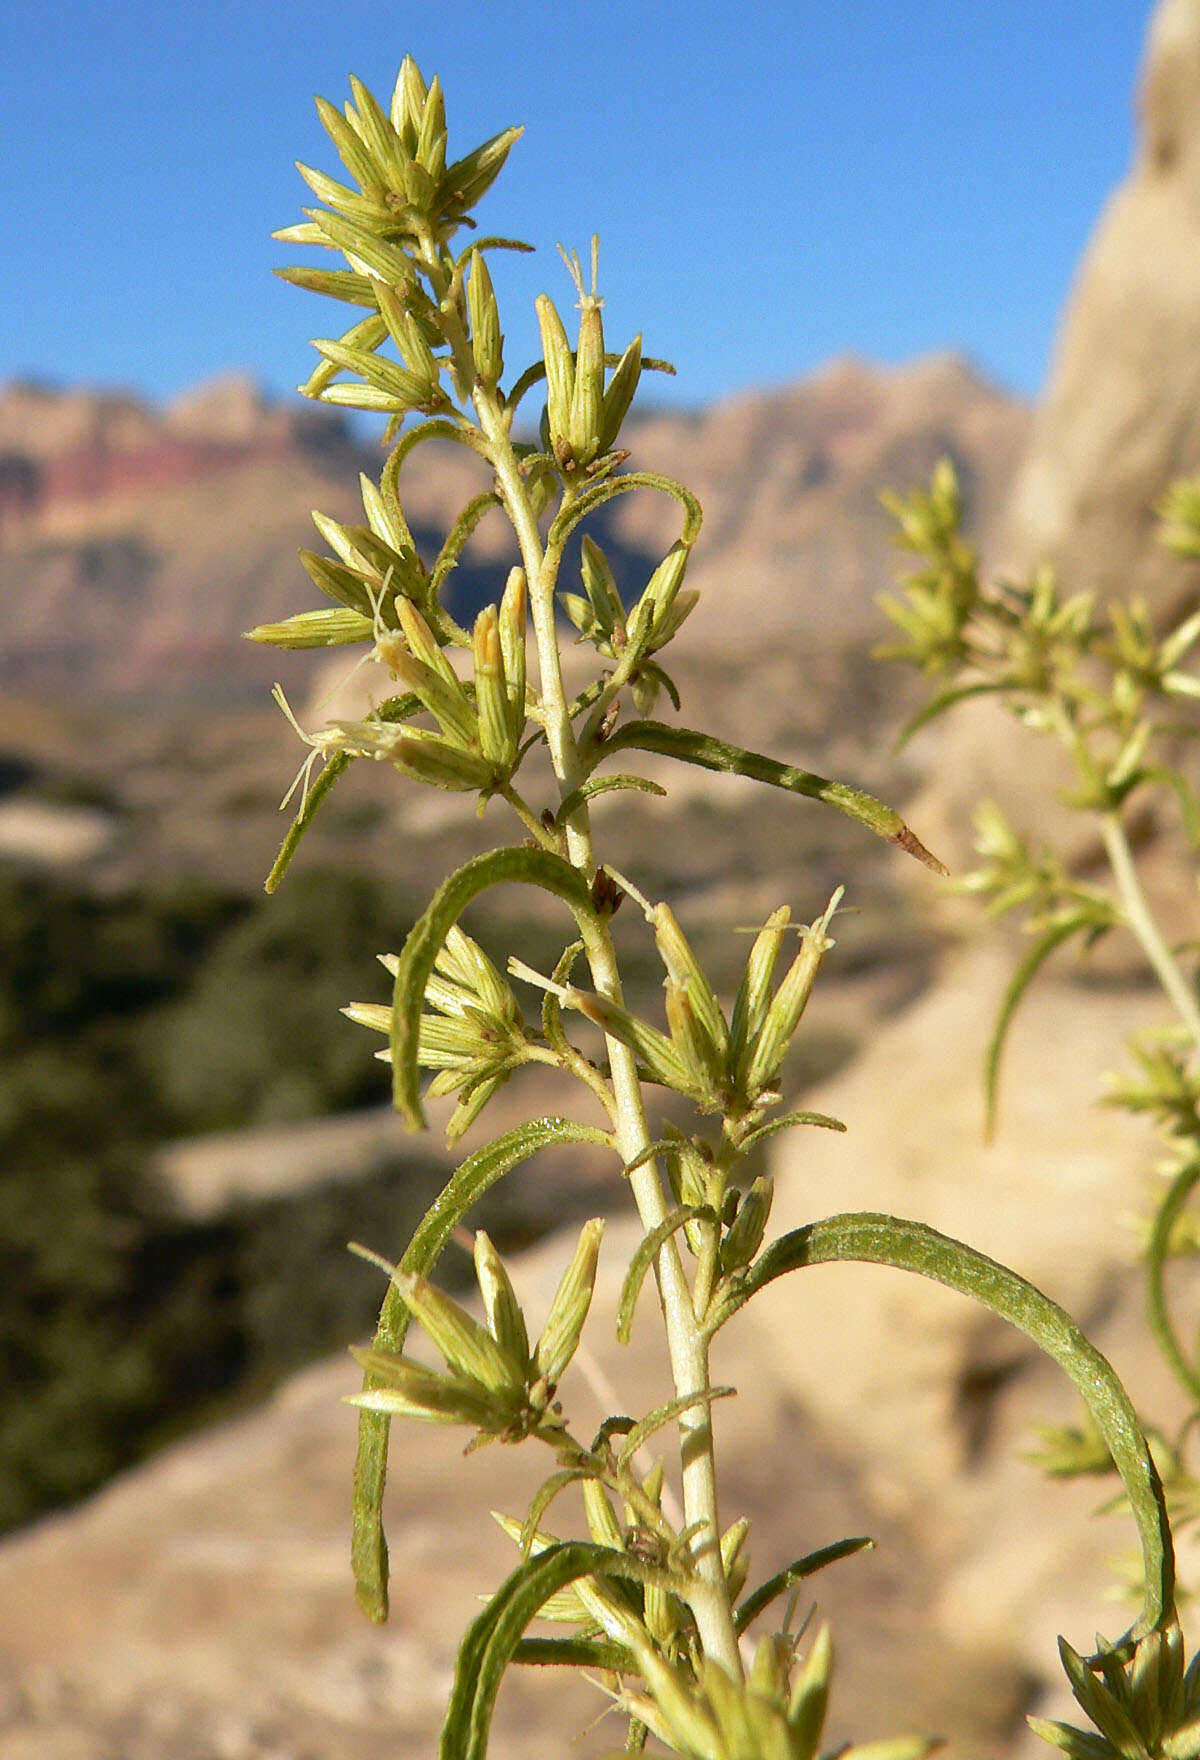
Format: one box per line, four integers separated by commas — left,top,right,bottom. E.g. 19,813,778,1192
628,1622,933,1760
563,895,840,1119
245,472,430,652
534,247,642,475
273,60,522,417
348,1222,603,1443
1031,1623,1200,1760
346,922,530,1141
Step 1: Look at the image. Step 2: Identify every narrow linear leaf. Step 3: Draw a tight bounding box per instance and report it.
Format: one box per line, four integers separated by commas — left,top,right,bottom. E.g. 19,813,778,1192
735,1110,847,1155
713,1210,1174,1650
265,693,421,894
555,774,667,826
598,722,946,873
390,847,596,1128
511,1636,637,1670
548,471,703,551
1145,1158,1200,1407
617,1206,710,1345
352,1116,612,1621
616,1386,734,1468
735,1537,874,1635
441,1542,641,1760
429,491,505,608
985,914,1092,1136
520,1469,592,1555
1143,764,1200,850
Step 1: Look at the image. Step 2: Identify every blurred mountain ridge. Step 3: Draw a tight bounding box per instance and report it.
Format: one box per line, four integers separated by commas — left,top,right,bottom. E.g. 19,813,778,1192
0,352,1028,702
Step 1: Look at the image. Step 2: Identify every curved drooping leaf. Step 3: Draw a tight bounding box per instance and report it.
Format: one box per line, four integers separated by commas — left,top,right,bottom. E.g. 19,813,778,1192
441,1541,645,1760
1146,1158,1200,1407
615,1386,734,1469
351,1116,612,1620
548,471,703,552
712,1210,1174,1649
984,912,1093,1136
1143,763,1200,851
265,692,421,894
554,773,667,826
733,1110,847,1155
596,722,946,872
617,1206,709,1346
389,846,596,1127
734,1536,874,1635
428,490,504,631
520,1468,593,1555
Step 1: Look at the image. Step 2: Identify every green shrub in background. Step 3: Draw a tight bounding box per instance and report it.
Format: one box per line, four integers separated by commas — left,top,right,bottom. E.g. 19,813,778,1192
252,58,1192,1759
0,863,435,1528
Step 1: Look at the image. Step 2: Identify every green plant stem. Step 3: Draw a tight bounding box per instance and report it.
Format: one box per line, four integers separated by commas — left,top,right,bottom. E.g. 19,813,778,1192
475,389,742,1680
1146,1158,1200,1408
1101,811,1200,1055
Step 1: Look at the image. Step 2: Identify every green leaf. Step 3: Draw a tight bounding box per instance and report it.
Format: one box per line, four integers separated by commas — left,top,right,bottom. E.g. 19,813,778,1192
984,912,1093,1136
440,1542,639,1760
734,1110,847,1154
510,1636,637,1670
711,1210,1175,1651
1146,1158,1200,1407
555,774,667,827
616,1206,709,1345
615,1386,734,1469
429,490,505,616
597,722,946,872
351,1116,612,1621
519,1469,593,1555
734,1537,873,1635
389,847,596,1128
264,694,420,895
548,470,703,551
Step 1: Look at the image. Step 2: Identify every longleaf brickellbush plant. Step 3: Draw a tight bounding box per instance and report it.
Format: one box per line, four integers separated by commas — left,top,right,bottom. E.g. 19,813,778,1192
879,465,1200,1626
250,60,1190,1759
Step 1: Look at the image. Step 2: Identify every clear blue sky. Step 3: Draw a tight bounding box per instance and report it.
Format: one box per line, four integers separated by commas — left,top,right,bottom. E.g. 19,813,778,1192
1,1,1154,413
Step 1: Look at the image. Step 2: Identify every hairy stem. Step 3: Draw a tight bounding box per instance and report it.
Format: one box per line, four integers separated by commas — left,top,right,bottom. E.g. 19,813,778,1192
475,389,741,1677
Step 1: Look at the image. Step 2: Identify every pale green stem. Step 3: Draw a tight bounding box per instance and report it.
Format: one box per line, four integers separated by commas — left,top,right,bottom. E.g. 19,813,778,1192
1100,811,1200,1055
474,389,742,1678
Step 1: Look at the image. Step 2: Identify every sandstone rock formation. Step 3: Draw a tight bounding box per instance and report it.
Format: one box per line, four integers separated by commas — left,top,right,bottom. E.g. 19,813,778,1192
914,0,1200,867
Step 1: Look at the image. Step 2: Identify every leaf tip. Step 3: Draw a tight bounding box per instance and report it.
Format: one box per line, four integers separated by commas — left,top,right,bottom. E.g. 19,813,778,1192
891,823,948,875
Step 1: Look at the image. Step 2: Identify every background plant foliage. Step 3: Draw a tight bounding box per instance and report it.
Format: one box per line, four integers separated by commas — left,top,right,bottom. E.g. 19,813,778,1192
247,57,1190,1759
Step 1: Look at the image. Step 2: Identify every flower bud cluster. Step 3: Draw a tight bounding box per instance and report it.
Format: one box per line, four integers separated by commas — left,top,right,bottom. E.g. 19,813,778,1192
288,569,528,807
627,1619,933,1760
345,922,530,1142
245,474,431,652
1030,1623,1200,1760
565,895,840,1120
561,535,698,712
535,249,643,475
274,60,523,419
348,1221,603,1444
